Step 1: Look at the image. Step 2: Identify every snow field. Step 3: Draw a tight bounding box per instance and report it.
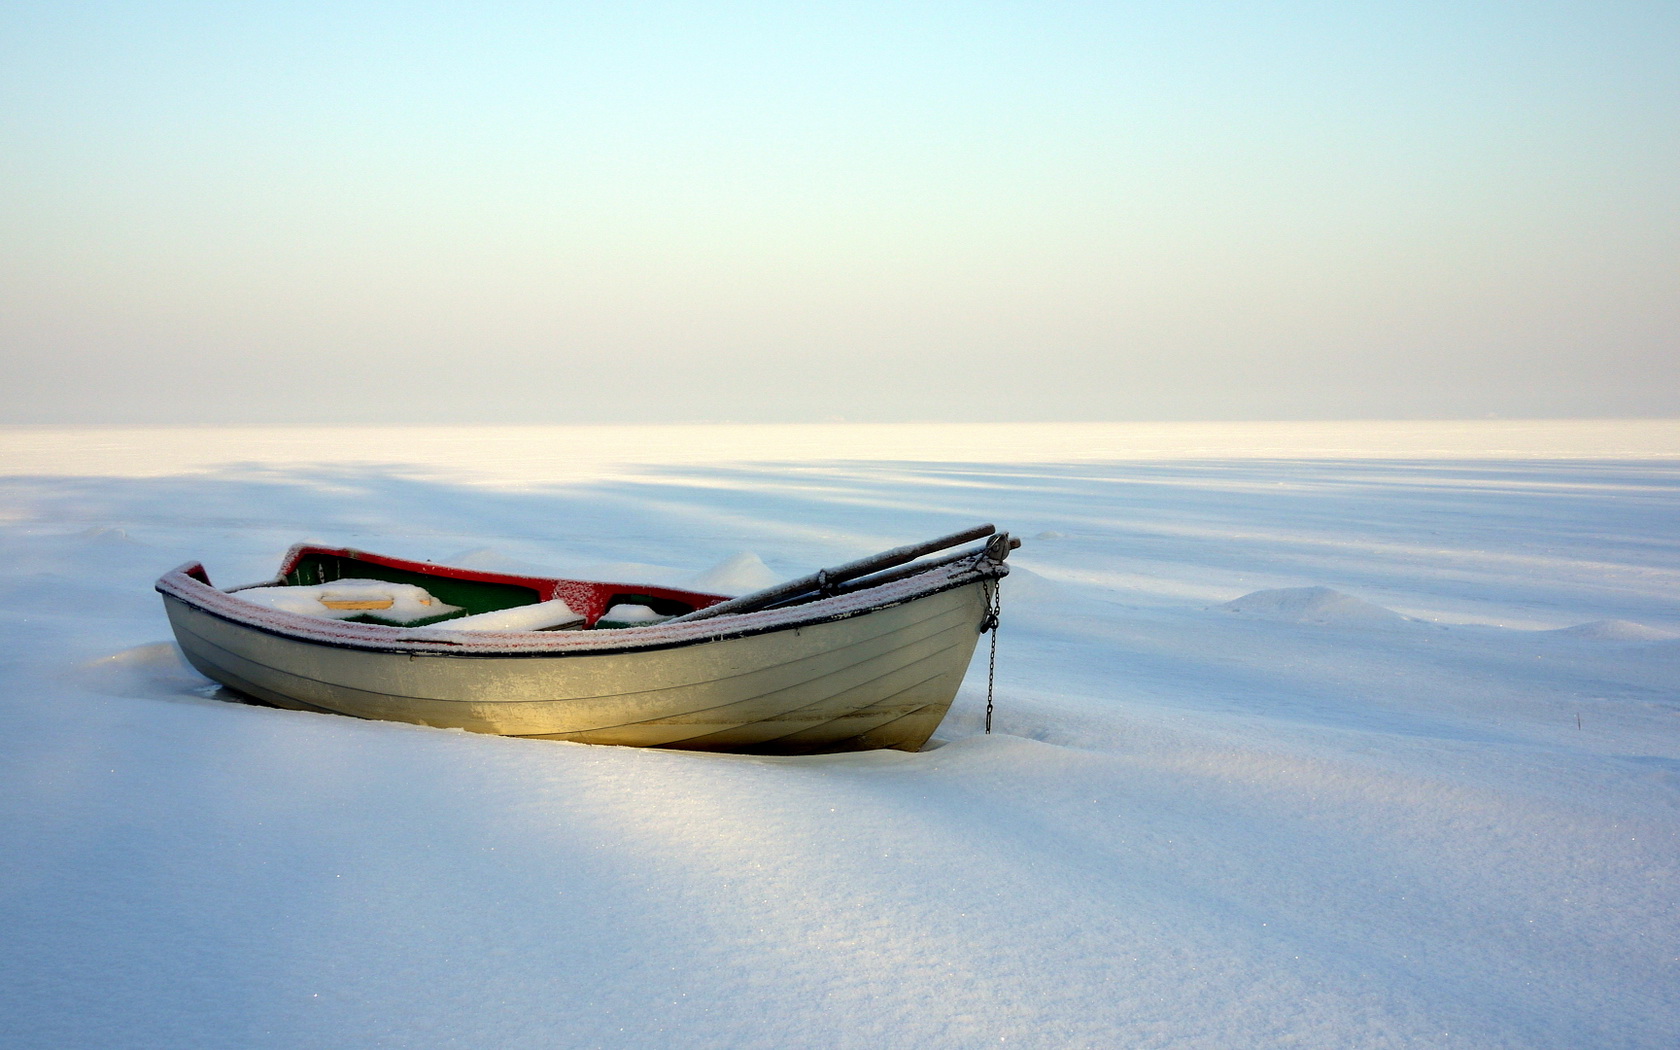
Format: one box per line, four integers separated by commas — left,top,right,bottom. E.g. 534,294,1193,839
1,423,1677,1049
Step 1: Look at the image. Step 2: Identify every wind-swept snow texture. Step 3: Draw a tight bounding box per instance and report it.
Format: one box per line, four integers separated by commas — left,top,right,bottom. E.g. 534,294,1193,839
2,422,1677,1050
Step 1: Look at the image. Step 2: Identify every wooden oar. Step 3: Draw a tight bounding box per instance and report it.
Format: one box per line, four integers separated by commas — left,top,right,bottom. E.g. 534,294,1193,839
824,532,1017,599
665,524,997,624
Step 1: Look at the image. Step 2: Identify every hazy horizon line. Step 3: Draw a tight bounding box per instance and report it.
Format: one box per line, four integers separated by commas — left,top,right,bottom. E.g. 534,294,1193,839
5,415,1679,431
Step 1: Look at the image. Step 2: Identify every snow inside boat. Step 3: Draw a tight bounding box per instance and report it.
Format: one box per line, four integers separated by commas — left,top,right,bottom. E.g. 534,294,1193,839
156,526,1015,753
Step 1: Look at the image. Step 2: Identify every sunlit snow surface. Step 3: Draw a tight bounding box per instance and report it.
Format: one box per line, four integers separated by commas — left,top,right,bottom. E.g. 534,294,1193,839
2,422,1677,1050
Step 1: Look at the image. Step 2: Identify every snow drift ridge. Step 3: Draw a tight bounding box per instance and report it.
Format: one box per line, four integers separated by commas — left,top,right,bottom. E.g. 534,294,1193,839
1217,586,1409,626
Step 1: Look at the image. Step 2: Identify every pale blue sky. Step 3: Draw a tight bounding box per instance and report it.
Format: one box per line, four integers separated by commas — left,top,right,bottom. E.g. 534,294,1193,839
2,2,1676,423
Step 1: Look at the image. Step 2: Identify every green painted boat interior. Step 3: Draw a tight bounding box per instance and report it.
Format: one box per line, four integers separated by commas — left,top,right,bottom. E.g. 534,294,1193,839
283,551,542,625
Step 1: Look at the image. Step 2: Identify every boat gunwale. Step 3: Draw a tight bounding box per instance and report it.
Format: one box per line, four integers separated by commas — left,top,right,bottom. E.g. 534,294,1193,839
157,553,1007,661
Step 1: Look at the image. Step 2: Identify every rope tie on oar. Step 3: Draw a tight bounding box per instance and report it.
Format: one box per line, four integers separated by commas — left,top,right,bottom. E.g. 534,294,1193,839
980,577,1003,734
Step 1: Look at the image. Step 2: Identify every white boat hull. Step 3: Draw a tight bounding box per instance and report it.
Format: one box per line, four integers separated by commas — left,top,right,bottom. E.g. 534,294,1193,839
162,579,989,753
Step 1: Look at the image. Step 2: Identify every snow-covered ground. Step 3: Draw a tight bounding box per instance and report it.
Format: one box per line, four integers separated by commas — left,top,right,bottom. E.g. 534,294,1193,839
2,422,1677,1049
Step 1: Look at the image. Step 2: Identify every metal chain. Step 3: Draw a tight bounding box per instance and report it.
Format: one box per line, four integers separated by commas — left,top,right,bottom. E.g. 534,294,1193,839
980,578,1002,734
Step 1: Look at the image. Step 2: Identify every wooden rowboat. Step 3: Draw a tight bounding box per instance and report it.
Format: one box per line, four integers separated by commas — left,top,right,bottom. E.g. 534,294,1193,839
156,526,1014,753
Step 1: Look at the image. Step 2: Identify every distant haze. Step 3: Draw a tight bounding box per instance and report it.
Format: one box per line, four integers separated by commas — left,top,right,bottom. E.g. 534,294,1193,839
3,3,1676,424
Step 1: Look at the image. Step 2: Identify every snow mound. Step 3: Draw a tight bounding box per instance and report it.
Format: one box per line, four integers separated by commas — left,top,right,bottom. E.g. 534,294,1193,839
75,642,210,701
598,602,670,627
683,551,780,595
1218,586,1407,626
435,598,585,632
78,525,143,546
1549,620,1679,643
233,580,461,623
